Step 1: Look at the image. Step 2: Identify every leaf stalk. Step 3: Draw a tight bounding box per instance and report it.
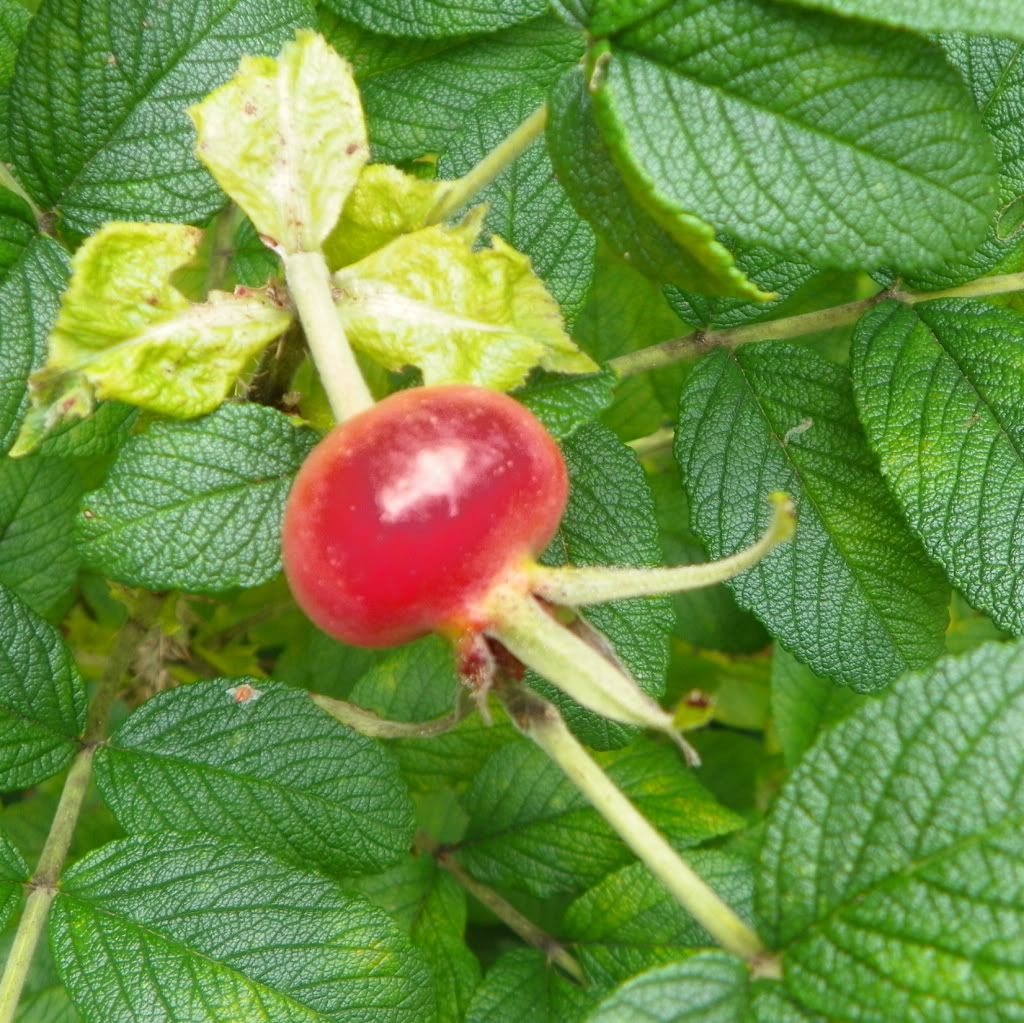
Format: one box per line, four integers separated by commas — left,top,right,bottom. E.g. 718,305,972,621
0,621,144,1023
283,250,374,421
500,687,768,965
424,105,548,225
610,272,1024,378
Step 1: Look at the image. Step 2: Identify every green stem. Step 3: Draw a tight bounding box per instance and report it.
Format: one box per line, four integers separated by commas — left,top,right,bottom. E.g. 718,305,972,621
532,493,794,606
421,834,586,985
0,164,44,225
610,272,1024,378
501,687,772,967
0,622,143,1023
310,690,473,739
424,105,548,225
627,427,675,458
283,250,373,422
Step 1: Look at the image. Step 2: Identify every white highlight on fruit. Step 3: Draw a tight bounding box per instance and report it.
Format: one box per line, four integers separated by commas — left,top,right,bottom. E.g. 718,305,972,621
379,441,490,522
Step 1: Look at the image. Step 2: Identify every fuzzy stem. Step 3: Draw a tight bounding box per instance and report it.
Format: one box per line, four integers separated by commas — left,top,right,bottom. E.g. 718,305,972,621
627,427,675,458
311,690,472,739
421,835,586,984
610,272,1024,378
532,493,795,606
283,250,373,422
502,687,768,963
485,586,698,764
424,106,548,225
0,622,143,1023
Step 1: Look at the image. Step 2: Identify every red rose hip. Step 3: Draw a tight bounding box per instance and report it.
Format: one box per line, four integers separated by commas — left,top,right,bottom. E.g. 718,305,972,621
282,385,568,647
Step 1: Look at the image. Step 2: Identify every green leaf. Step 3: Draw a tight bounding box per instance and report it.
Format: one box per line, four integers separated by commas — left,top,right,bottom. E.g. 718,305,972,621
0,237,68,455
76,403,316,593
0,0,29,162
675,344,949,691
779,0,1024,41
903,36,1024,288
35,402,137,460
515,370,617,442
361,16,582,164
95,678,414,874
465,949,594,1023
591,2,999,272
323,0,546,39
852,299,1024,635
439,86,597,327
648,468,769,655
563,852,754,989
0,456,82,616
7,0,313,236
584,953,750,1023
0,584,86,791
0,832,27,932
458,738,741,898
547,67,766,301
333,216,596,390
759,639,1024,1022
51,833,436,1023
20,223,292,438
13,987,81,1023
0,188,36,281
536,423,674,748
770,645,863,768
191,31,367,254
349,638,520,793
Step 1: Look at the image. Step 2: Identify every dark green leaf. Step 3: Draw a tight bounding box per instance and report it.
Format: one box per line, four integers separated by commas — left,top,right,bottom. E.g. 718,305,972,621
563,852,754,989
322,0,545,40
547,68,763,300
465,949,594,1023
349,639,520,793
852,300,1024,635
0,187,36,280
95,678,415,874
36,402,137,459
440,85,597,327
770,645,863,768
51,833,436,1023
0,0,29,162
0,831,27,932
0,237,68,455
537,423,674,748
0,456,82,616
779,0,1024,41
458,738,741,897
759,639,1024,1022
649,468,769,655
515,370,617,441
675,344,949,690
361,16,582,163
7,0,313,235
592,1,998,272
583,953,750,1023
0,584,85,791
76,404,316,593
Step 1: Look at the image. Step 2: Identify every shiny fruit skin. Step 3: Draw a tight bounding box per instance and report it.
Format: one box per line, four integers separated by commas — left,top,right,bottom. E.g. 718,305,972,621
282,385,568,648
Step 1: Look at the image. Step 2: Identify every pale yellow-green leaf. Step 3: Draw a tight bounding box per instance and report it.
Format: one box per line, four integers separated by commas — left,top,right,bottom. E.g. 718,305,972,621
333,222,598,390
189,30,368,254
29,222,291,420
323,164,446,270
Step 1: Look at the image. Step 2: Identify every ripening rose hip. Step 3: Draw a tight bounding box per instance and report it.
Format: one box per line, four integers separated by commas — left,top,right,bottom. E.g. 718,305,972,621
282,385,568,648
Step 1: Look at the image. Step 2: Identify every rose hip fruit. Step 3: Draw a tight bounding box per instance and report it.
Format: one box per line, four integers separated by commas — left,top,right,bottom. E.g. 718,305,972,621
282,385,568,648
